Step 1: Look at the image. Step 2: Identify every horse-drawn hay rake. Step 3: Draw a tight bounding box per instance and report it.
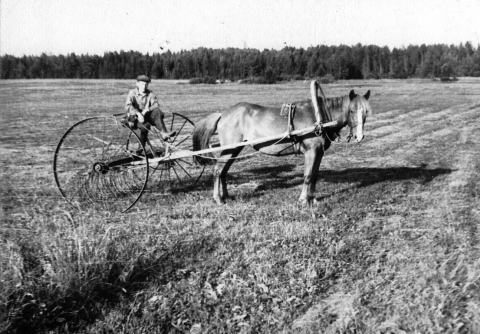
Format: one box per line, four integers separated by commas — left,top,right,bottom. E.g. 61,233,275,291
53,81,369,212
53,112,208,212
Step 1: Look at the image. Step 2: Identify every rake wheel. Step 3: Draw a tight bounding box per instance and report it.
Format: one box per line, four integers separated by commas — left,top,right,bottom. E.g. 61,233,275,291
146,113,206,193
53,116,149,213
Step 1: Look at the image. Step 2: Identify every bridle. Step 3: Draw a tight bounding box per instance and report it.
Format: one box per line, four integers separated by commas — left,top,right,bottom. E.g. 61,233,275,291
346,104,369,142
331,107,365,143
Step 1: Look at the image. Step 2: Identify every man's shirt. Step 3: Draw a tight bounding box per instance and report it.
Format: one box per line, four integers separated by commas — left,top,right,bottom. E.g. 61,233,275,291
125,88,161,115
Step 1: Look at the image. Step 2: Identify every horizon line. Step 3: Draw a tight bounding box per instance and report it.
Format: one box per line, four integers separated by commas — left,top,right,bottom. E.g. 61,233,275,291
2,41,479,58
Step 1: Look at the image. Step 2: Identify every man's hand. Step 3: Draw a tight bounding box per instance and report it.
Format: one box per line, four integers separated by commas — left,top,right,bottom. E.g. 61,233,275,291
141,108,149,116
137,112,145,123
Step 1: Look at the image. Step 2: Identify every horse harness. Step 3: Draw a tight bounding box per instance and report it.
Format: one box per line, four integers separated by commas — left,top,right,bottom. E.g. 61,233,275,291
280,103,302,153
280,101,351,151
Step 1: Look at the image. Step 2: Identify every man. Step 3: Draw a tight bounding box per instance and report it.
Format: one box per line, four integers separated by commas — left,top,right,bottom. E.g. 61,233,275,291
125,74,176,150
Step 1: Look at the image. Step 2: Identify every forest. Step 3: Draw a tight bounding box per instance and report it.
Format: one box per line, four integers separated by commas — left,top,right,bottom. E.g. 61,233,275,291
1,42,480,81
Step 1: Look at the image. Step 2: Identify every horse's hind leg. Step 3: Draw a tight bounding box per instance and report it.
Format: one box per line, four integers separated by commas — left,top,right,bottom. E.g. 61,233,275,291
213,147,243,204
299,147,324,205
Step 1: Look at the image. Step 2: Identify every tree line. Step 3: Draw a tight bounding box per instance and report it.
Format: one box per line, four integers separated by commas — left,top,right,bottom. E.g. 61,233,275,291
1,42,480,80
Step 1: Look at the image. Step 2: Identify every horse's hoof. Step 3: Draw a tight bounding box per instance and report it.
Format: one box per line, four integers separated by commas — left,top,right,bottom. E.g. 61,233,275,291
213,198,225,205
299,197,316,206
298,198,308,206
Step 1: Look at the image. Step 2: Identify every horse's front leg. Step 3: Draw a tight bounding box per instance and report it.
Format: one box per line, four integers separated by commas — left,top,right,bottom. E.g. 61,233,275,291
299,147,323,205
213,163,224,205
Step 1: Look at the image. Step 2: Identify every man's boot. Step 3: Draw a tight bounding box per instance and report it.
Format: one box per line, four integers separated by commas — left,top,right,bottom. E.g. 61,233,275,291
160,131,176,141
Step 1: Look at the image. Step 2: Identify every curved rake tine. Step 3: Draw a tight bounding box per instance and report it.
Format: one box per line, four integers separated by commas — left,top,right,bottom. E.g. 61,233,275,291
64,171,94,204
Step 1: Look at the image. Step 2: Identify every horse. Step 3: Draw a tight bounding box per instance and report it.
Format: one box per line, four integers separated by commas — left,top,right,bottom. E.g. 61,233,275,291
192,89,371,205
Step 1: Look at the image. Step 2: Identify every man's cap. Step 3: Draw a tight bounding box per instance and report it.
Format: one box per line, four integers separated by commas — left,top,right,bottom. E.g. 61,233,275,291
136,75,151,83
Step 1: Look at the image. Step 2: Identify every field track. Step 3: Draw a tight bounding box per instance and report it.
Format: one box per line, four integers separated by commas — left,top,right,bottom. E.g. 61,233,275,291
1,79,479,333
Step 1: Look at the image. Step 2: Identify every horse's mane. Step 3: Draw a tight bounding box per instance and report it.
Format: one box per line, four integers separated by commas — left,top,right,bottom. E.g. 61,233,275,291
324,96,350,116
318,96,350,140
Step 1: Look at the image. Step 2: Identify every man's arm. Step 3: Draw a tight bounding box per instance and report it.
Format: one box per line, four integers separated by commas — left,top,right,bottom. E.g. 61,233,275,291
125,90,141,116
146,92,162,113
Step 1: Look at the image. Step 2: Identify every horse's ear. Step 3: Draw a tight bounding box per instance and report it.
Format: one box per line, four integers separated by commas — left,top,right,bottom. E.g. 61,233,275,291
349,90,356,101
364,90,371,101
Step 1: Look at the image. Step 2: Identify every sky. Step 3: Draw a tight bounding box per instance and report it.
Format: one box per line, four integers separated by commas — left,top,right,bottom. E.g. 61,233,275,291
1,0,480,57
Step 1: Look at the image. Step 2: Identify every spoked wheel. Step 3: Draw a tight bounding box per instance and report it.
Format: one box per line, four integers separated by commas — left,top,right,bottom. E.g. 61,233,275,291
53,116,149,213
145,113,206,193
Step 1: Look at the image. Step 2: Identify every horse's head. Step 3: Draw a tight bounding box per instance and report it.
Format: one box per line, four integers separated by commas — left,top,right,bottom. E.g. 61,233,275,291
346,90,371,142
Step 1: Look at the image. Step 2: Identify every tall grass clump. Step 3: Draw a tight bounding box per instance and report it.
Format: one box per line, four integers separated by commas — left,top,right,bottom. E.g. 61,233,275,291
1,209,217,333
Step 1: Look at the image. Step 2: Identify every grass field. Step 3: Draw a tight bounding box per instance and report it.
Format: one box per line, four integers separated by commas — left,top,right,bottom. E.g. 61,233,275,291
1,78,480,333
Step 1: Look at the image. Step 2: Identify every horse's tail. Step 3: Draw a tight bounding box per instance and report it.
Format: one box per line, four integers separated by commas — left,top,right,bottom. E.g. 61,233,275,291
192,112,222,165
